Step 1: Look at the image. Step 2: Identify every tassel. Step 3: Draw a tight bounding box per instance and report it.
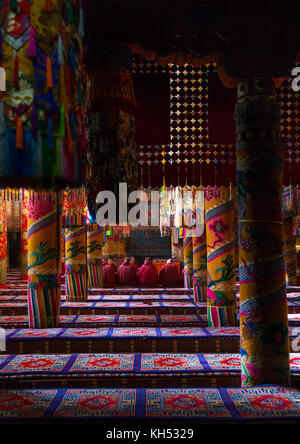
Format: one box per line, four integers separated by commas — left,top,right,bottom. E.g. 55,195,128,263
16,116,23,149
78,76,82,105
0,68,5,92
59,105,65,137
67,0,74,24
70,113,76,139
66,65,72,96
31,102,37,137
28,26,37,57
79,6,84,37
58,35,64,65
69,46,76,74
45,0,52,13
66,119,73,152
0,101,5,134
48,116,54,149
46,56,53,89
14,53,19,88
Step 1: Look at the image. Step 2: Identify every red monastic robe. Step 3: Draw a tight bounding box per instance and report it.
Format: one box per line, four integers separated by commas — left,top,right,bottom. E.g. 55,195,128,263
159,263,180,286
117,262,137,285
102,262,117,285
137,260,159,286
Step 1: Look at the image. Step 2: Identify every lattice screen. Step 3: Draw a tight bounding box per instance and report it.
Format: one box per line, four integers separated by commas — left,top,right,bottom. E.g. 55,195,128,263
133,55,300,186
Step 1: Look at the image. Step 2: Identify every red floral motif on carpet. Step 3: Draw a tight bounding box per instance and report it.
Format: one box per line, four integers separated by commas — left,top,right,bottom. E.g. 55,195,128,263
168,329,193,335
155,357,186,368
19,358,56,369
219,357,240,367
78,395,117,411
0,396,32,410
165,394,205,410
250,395,294,410
290,357,300,366
88,358,121,368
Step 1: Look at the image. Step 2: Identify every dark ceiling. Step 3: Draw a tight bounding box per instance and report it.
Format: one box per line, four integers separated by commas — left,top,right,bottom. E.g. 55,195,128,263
85,0,300,77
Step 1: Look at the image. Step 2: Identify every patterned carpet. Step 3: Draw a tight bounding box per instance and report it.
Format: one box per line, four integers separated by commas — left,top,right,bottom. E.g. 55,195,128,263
0,385,300,420
1,313,300,328
0,314,206,328
0,294,194,302
0,353,300,378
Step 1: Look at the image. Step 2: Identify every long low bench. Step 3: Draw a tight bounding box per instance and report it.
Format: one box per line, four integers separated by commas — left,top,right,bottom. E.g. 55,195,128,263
0,385,300,422
1,353,300,389
2,326,300,354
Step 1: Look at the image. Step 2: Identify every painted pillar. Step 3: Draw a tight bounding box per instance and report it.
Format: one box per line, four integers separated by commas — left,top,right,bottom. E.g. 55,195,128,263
0,195,7,289
87,223,103,287
20,190,29,281
205,188,236,326
183,228,193,288
65,226,87,301
27,193,61,328
236,77,290,387
192,227,207,302
283,217,297,286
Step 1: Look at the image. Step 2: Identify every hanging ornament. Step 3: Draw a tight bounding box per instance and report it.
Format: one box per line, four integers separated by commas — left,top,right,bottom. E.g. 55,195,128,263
46,56,53,88
79,5,84,37
13,53,19,89
58,35,64,65
28,27,37,57
16,116,23,149
45,0,52,13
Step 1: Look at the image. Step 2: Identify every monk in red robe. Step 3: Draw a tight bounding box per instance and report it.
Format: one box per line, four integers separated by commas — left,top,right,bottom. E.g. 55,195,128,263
130,256,139,273
102,257,117,286
137,257,159,286
159,259,180,287
117,257,137,285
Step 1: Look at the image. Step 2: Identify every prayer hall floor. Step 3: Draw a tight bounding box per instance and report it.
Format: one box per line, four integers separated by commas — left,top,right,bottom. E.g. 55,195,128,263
1,271,300,422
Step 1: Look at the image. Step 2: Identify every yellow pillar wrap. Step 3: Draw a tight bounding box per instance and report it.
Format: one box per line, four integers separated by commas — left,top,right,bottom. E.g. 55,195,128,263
87,223,103,287
0,197,7,289
283,218,297,286
236,77,290,387
27,194,61,328
65,226,87,301
20,191,29,281
183,228,193,288
205,189,237,327
192,227,207,302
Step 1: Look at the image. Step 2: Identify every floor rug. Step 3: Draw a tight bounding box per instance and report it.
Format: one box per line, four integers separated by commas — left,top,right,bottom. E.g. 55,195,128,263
0,385,300,420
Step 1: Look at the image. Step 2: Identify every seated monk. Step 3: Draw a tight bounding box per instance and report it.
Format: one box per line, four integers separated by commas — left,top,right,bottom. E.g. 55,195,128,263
102,257,117,285
137,257,159,286
159,258,180,287
117,257,137,285
130,256,139,273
